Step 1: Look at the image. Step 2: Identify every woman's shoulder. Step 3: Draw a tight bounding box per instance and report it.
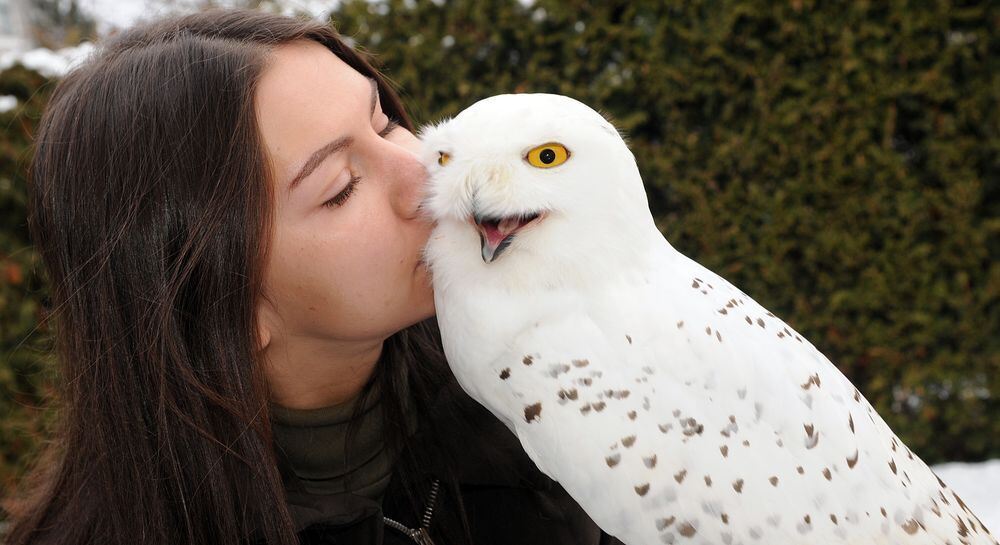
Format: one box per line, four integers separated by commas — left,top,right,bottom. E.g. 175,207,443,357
283,375,623,545
419,378,548,487
375,380,621,545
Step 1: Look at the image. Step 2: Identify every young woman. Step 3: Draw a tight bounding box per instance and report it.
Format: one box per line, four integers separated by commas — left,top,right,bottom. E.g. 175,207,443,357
3,8,620,545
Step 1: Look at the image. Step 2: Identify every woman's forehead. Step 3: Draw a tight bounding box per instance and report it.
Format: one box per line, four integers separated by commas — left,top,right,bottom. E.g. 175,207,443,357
256,40,369,126
255,41,370,191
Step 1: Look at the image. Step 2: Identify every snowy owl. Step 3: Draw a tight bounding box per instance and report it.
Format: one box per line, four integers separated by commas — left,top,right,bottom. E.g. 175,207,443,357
417,93,996,545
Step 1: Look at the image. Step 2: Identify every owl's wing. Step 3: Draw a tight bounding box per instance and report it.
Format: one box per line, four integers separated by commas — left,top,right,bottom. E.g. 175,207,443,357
471,258,991,545
482,309,668,542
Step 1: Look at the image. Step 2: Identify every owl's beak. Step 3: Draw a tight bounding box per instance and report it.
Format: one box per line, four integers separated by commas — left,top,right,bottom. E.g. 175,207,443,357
472,211,543,263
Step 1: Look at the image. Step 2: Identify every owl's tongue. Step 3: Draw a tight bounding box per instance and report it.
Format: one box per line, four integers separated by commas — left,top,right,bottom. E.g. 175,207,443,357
481,216,525,248
475,213,541,263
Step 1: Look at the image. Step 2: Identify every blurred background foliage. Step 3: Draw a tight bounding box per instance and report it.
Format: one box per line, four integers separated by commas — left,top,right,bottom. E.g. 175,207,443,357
1,63,59,497
1,0,997,505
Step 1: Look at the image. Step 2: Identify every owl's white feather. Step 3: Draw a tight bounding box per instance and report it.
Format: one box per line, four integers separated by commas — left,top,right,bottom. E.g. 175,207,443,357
418,93,996,545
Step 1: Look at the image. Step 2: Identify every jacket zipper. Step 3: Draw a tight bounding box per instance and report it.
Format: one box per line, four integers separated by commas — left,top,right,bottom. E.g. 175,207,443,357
383,478,441,545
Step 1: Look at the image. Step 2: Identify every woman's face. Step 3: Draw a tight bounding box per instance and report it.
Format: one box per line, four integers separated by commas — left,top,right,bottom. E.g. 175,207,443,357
254,40,434,350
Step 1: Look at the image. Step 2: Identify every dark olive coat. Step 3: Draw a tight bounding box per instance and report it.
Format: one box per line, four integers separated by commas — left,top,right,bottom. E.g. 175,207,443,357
271,381,623,545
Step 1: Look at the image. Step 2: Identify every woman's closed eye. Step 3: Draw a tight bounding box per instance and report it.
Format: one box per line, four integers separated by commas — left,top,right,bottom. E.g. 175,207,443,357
322,117,401,209
323,173,361,208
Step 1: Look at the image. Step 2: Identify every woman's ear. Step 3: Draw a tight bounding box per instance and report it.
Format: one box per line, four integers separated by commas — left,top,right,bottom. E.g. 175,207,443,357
257,321,272,352
255,298,276,352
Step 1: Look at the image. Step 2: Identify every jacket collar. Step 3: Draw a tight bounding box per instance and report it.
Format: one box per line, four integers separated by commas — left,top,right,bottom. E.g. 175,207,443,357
274,377,553,535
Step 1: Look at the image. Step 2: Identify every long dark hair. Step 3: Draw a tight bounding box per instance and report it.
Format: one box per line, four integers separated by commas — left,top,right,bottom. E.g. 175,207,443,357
4,8,462,545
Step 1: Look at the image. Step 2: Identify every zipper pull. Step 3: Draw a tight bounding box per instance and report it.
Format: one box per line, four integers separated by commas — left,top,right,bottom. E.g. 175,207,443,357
411,527,437,545
383,478,442,545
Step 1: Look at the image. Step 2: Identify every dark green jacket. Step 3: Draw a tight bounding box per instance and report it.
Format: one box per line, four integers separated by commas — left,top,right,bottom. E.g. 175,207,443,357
274,382,622,545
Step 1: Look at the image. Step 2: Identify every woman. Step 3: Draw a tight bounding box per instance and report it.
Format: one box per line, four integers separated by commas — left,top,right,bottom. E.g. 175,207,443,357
3,8,620,545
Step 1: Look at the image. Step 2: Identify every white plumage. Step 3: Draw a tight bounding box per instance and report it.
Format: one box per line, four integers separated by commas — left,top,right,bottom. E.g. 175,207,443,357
418,93,996,545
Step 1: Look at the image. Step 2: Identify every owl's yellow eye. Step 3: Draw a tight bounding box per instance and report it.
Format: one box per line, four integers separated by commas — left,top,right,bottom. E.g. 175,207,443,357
526,143,570,169
438,151,451,166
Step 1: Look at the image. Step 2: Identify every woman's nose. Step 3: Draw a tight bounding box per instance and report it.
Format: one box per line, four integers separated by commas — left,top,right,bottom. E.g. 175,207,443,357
388,139,430,221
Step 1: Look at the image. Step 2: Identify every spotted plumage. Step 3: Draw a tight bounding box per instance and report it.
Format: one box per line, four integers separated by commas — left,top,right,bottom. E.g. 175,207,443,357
418,93,996,545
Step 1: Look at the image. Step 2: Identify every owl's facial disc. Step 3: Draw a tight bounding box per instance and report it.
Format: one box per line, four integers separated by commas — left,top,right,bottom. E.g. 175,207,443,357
473,211,545,263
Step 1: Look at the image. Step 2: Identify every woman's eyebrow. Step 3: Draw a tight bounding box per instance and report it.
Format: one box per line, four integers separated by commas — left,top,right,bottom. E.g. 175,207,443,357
286,78,379,194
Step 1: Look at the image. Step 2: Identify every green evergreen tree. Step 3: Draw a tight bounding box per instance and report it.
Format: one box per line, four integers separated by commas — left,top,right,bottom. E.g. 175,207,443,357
25,0,98,47
0,65,59,498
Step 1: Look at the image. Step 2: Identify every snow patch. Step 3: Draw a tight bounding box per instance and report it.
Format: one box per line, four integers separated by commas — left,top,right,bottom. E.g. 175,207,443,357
77,0,340,34
0,95,16,113
0,42,96,78
932,459,1000,533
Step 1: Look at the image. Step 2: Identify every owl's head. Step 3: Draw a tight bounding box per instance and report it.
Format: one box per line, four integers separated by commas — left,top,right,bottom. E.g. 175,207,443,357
418,94,657,288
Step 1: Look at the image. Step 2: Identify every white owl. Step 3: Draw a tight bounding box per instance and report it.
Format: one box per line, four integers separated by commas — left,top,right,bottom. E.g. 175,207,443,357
418,93,996,545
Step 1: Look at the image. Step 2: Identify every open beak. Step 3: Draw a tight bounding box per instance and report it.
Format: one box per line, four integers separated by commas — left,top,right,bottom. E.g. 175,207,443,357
472,211,543,263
